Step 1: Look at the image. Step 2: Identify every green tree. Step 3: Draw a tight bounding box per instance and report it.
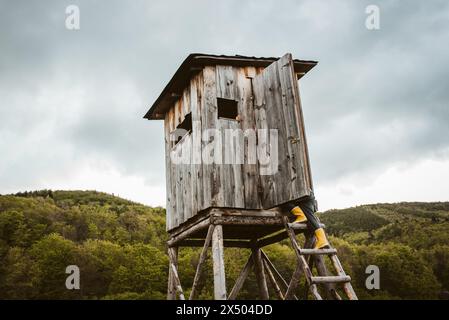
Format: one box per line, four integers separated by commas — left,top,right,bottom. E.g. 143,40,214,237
29,233,79,299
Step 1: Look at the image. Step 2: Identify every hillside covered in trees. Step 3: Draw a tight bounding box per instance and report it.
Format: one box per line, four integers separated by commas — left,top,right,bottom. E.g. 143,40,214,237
0,190,448,299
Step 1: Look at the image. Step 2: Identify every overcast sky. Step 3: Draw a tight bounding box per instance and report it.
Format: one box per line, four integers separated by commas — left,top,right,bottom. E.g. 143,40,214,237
1,0,448,210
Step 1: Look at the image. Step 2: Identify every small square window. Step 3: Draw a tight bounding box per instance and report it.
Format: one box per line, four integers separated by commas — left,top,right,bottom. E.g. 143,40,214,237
171,113,192,146
217,98,238,120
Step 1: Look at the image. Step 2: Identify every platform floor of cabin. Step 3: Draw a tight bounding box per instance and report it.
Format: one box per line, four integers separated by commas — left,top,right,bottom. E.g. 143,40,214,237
167,207,318,248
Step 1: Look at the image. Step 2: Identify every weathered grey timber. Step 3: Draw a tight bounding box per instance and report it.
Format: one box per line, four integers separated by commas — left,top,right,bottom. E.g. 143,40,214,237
144,53,358,300
145,53,316,231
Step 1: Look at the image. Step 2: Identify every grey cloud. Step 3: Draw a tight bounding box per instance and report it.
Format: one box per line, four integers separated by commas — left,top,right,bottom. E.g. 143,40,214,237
1,0,449,197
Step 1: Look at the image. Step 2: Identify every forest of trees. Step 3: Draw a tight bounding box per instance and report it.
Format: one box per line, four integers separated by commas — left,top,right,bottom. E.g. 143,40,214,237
0,190,448,299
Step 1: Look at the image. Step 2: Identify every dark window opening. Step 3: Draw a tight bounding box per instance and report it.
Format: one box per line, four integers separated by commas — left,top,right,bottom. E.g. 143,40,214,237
217,98,238,120
172,113,192,146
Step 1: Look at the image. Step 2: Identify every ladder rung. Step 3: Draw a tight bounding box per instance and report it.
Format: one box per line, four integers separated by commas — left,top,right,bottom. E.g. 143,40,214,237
288,223,326,230
299,248,337,255
311,275,351,284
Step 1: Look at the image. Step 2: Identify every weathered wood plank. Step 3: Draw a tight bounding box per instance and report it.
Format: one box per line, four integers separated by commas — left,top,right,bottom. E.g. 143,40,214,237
263,257,284,300
311,276,351,284
238,67,261,209
190,225,215,300
289,56,313,191
167,247,179,300
178,239,252,248
168,247,185,300
167,108,177,230
212,215,283,226
202,66,223,208
228,253,254,300
190,73,203,215
216,65,236,100
252,54,313,209
164,112,173,231
299,248,337,255
209,207,281,217
216,65,245,209
261,250,298,300
278,54,303,198
229,118,245,208
174,143,183,228
330,254,358,300
212,224,227,300
167,217,211,247
285,263,302,300
219,119,234,207
265,58,290,204
252,68,277,208
252,247,269,300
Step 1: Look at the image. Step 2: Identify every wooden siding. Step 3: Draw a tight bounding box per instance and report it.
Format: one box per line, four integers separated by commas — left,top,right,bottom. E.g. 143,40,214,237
164,54,312,230
252,53,312,208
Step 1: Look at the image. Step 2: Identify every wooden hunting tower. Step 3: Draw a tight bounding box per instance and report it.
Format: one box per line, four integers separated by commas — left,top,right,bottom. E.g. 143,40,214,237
144,53,357,300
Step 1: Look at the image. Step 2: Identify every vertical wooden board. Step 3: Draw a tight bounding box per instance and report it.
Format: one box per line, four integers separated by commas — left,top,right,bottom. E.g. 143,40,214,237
212,225,227,300
202,66,223,208
276,55,301,199
168,108,176,230
182,152,188,224
167,107,178,230
216,65,236,99
216,65,234,207
167,247,178,300
200,67,213,210
230,118,245,208
266,60,291,205
252,248,269,299
290,64,313,193
277,54,310,198
164,113,173,231
252,70,276,207
219,119,245,208
216,65,237,208
174,143,183,228
253,54,311,208
220,119,232,207
182,135,193,222
172,144,178,229
238,67,261,209
181,87,193,222
254,62,286,208
174,98,181,130
196,73,206,211
170,160,177,229
230,67,245,208
182,85,191,117
190,74,202,219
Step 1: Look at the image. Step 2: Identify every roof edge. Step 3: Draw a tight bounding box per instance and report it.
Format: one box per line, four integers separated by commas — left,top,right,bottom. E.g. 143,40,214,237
144,53,318,120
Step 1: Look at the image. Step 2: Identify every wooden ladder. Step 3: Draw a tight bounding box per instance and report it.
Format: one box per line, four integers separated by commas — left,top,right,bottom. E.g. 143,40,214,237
283,216,358,300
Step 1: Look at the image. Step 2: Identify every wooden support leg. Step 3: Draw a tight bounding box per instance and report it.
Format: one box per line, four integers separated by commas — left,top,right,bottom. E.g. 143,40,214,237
212,224,227,300
228,253,254,300
285,263,303,300
190,225,215,300
252,247,269,300
168,247,185,300
167,247,178,300
261,251,298,300
263,256,284,299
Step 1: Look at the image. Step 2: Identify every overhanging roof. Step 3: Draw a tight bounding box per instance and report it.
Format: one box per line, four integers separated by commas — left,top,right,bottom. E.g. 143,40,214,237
144,53,318,120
